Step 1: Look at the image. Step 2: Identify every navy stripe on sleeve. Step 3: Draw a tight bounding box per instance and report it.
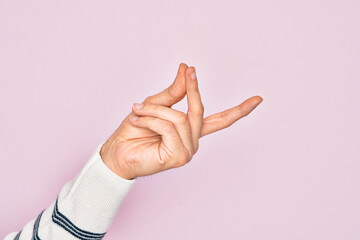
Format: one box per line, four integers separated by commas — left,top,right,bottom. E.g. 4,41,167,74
32,210,45,240
51,197,106,240
13,230,21,240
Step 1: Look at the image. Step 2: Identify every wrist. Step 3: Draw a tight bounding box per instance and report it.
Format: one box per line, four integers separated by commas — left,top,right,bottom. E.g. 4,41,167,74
100,142,135,180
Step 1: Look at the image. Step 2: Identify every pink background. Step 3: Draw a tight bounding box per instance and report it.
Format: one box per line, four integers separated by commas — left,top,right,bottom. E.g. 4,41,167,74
1,0,359,239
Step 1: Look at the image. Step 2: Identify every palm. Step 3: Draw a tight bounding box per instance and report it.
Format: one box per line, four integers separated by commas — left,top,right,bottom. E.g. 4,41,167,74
113,111,187,177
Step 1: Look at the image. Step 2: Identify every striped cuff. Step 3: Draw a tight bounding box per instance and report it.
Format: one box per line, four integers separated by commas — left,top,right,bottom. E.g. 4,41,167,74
55,142,136,234
52,197,106,240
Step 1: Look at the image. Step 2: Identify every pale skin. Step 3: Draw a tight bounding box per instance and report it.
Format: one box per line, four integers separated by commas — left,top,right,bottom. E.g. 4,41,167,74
100,63,263,180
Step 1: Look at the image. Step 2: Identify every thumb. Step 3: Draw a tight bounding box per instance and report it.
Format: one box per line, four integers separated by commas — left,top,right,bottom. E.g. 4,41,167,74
143,63,188,107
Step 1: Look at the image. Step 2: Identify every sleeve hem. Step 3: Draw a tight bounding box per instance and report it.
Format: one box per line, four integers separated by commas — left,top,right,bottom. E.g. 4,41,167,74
63,142,136,219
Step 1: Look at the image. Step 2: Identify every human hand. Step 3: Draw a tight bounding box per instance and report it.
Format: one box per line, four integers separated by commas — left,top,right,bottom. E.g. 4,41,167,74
100,63,263,180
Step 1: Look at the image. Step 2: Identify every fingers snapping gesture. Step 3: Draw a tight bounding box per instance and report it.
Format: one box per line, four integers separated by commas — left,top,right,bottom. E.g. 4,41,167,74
100,64,263,180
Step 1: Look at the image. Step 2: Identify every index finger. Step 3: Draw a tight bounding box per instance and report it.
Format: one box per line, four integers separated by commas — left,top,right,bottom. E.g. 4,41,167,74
200,95,263,137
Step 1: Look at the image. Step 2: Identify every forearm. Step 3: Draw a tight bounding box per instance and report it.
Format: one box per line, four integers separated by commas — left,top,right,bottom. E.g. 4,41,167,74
4,142,136,240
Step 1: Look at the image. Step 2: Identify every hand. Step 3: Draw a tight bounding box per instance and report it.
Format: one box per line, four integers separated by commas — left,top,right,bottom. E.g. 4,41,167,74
100,63,263,180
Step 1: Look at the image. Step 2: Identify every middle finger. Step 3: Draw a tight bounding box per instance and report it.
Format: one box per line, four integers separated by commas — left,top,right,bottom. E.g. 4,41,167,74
185,67,204,153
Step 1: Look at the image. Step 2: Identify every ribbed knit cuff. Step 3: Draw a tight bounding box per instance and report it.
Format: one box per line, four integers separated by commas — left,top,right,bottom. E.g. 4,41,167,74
57,142,136,233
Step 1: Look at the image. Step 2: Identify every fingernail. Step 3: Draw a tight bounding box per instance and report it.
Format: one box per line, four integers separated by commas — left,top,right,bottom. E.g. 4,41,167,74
130,115,138,121
133,103,143,109
191,69,196,80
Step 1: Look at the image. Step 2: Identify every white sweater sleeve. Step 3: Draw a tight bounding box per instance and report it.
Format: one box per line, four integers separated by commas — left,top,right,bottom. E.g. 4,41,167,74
4,142,136,240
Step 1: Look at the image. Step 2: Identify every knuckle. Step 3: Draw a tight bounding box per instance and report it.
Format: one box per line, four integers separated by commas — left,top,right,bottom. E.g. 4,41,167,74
176,112,188,124
175,158,188,168
219,112,229,125
162,121,174,133
144,103,155,112
242,110,250,117
177,159,188,167
189,85,199,93
141,104,163,116
144,96,153,104
199,103,205,113
220,116,229,128
190,80,199,88
191,108,204,117
174,150,191,168
168,86,177,98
